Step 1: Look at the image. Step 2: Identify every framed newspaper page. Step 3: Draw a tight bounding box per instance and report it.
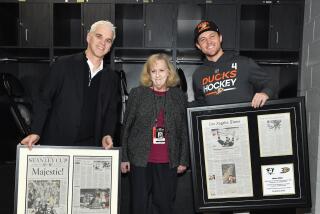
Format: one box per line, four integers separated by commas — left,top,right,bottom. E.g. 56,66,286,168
14,145,120,214
187,97,311,212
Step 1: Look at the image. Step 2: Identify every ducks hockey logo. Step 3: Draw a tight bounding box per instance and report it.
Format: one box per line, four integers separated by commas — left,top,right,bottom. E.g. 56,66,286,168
201,63,238,96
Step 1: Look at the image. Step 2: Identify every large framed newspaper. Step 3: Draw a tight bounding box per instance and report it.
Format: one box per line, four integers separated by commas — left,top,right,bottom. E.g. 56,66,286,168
187,97,311,212
14,145,120,214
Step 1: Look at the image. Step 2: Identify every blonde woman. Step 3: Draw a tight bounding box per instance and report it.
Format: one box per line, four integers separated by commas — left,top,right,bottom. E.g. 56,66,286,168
121,53,189,214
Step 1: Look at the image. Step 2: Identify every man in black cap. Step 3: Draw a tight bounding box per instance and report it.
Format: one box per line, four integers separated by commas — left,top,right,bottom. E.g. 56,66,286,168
192,20,274,108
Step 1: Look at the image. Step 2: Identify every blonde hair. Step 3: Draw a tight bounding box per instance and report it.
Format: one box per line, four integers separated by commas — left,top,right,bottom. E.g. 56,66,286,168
140,53,180,88
89,20,116,42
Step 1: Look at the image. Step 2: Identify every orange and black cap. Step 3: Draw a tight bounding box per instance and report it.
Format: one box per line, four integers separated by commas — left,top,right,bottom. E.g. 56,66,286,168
194,20,220,43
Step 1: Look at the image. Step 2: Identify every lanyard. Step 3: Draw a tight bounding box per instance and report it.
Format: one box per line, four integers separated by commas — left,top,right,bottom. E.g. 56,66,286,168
152,87,167,124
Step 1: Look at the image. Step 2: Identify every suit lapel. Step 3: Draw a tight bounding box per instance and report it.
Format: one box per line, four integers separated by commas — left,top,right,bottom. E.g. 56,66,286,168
99,67,111,112
73,53,87,107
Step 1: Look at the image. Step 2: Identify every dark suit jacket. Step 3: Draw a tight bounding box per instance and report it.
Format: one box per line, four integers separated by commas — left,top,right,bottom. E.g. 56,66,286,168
31,52,119,146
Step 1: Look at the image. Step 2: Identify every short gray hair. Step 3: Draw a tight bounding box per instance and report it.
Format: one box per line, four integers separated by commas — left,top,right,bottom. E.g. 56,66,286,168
89,20,116,42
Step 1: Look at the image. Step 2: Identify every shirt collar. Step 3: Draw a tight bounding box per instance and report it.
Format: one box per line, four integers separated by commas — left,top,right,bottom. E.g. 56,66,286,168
87,59,103,78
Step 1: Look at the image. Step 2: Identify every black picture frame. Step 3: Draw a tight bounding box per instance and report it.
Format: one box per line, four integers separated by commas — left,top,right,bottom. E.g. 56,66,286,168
187,97,311,212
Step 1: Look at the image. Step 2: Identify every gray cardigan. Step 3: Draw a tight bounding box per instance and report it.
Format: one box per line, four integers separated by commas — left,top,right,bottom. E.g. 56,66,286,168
121,86,189,168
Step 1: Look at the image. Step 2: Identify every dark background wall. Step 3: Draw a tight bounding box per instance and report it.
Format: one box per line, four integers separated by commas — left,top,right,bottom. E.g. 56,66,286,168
0,0,306,213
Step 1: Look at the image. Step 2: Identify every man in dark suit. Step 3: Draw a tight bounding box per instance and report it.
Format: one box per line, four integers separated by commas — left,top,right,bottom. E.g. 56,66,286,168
21,20,119,149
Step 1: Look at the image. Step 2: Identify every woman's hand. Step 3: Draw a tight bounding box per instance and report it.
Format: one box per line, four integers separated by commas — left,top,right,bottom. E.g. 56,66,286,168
121,162,130,173
177,165,187,174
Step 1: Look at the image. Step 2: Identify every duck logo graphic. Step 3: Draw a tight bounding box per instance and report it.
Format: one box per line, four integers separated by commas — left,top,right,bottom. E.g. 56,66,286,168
197,21,211,33
200,63,238,96
266,168,274,175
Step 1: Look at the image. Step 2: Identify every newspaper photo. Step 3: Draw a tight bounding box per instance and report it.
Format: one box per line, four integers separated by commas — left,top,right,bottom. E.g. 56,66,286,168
201,116,253,199
72,157,112,214
26,155,70,214
257,112,293,157
261,163,295,196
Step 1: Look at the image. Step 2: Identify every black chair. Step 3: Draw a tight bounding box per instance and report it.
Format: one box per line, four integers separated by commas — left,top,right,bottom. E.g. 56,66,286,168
0,73,31,137
176,67,187,93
